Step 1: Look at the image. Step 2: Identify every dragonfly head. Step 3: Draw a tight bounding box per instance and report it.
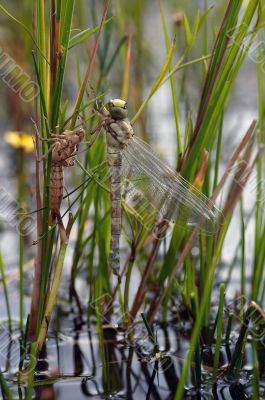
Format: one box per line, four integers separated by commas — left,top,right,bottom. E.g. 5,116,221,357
107,99,128,119
75,128,85,142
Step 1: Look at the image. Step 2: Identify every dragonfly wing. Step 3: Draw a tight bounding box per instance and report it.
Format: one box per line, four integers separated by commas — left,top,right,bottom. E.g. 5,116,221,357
121,136,223,234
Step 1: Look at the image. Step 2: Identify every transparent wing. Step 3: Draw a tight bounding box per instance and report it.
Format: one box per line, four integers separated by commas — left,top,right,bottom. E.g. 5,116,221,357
120,136,223,234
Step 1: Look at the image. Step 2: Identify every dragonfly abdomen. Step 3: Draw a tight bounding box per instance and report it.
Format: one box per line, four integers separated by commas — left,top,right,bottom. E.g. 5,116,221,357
108,150,122,281
50,164,64,218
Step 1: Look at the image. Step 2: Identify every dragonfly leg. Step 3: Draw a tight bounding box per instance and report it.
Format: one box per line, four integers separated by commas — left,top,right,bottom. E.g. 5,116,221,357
86,128,101,149
32,122,59,142
61,109,86,131
37,140,68,162
32,127,59,162
38,136,59,142
36,143,55,162
61,112,78,130
90,123,101,136
49,133,68,138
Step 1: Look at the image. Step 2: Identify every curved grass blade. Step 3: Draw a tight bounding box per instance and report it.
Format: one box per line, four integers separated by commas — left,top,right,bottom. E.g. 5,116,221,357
69,17,113,49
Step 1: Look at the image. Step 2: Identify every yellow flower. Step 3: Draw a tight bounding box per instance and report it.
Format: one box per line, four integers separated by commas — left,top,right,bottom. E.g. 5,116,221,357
4,131,34,152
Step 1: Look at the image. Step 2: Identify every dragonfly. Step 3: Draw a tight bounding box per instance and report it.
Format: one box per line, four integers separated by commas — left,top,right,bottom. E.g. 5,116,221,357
36,128,85,243
95,99,223,282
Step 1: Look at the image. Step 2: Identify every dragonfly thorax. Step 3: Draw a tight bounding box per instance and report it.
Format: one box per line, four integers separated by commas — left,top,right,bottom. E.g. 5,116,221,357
105,119,134,150
51,128,85,164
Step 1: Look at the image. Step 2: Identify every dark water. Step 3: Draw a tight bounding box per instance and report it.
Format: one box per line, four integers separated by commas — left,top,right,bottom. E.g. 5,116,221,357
1,305,265,400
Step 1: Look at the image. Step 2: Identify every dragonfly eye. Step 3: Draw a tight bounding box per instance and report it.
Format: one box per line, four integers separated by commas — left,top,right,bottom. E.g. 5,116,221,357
76,128,85,140
111,108,128,119
108,99,128,119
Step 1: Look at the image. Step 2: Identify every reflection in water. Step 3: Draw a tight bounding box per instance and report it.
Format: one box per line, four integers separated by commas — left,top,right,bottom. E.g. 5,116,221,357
33,315,265,399
0,313,264,399
35,345,56,400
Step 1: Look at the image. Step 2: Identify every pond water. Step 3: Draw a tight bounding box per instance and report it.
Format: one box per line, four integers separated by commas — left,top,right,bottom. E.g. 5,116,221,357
1,310,265,399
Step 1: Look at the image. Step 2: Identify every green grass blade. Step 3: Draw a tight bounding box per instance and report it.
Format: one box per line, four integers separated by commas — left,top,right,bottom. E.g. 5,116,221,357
0,369,13,400
0,252,11,325
159,0,182,156
69,17,112,49
131,37,176,125
51,0,75,128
